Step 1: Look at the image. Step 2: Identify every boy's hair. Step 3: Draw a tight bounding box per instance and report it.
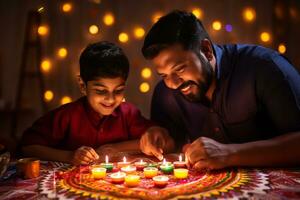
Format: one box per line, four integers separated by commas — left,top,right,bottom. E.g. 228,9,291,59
80,41,129,83
142,10,211,59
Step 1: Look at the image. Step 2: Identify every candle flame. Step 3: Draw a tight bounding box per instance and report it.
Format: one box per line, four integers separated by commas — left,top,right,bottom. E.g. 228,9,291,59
179,154,182,162
105,155,108,163
140,159,143,163
163,158,166,164
123,156,126,163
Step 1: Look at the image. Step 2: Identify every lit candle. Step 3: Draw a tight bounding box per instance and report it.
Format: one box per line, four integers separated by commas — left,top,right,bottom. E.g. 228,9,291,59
121,165,136,174
173,154,187,168
153,175,169,187
160,159,174,174
91,165,107,179
125,175,140,187
101,155,113,171
134,159,147,171
117,156,130,168
143,167,158,178
174,168,189,179
110,171,126,184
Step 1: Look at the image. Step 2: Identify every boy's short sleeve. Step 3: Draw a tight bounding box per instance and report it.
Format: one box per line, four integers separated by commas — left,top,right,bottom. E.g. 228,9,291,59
21,106,70,147
125,103,155,139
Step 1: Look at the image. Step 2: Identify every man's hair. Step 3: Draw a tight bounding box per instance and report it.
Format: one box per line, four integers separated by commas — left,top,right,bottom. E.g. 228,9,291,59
142,10,211,59
80,41,129,83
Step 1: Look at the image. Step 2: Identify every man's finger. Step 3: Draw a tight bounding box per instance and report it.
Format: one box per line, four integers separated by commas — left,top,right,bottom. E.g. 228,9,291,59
193,160,209,171
149,143,163,160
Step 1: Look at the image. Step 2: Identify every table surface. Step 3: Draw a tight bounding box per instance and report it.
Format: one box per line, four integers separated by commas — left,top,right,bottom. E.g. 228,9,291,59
1,154,300,200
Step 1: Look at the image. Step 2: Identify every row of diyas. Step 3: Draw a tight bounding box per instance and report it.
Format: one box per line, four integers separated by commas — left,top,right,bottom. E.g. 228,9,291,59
91,155,189,187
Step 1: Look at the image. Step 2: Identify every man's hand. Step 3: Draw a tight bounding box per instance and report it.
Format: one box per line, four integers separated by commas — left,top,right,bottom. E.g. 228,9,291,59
140,126,174,160
72,146,99,165
185,137,233,170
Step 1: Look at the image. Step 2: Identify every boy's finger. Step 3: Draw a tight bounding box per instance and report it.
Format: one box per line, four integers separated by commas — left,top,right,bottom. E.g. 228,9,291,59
87,147,99,159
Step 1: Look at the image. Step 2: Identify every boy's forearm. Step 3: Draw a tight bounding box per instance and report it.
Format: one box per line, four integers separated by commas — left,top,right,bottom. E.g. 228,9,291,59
22,145,73,163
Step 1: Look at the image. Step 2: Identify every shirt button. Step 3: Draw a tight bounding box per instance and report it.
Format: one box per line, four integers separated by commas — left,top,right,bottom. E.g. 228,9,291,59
214,127,220,133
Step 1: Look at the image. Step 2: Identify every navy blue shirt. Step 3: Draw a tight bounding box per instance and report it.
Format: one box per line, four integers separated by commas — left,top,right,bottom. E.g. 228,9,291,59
151,44,300,146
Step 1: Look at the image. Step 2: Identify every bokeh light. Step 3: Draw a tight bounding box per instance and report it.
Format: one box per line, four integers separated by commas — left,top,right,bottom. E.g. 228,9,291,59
212,20,222,31
118,32,129,43
57,47,67,58
134,27,145,39
260,32,271,42
192,8,203,19
103,13,114,26
89,25,99,34
152,12,163,23
38,25,49,36
62,3,72,13
225,24,233,32
61,96,72,105
141,68,152,79
139,82,150,93
41,59,51,73
44,90,54,102
243,7,256,22
278,43,286,54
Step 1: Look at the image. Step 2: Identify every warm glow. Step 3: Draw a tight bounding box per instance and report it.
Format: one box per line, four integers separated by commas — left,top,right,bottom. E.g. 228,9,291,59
243,7,256,22
44,90,54,102
41,59,51,72
192,8,203,19
89,25,99,35
62,3,72,13
139,82,150,93
260,32,271,42
61,96,72,105
134,27,145,39
212,21,222,31
57,48,67,58
152,12,163,23
118,32,129,43
141,67,152,79
38,25,49,36
103,13,114,26
278,43,286,54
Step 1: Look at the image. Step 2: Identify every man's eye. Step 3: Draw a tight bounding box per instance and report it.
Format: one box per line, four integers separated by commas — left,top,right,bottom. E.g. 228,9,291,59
176,66,185,73
95,90,107,95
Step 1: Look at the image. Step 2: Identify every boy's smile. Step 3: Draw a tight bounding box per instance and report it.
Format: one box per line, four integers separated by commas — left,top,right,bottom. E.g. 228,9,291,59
83,77,126,117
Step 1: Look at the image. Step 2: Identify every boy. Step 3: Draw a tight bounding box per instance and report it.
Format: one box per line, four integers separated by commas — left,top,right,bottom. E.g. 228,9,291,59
21,41,174,165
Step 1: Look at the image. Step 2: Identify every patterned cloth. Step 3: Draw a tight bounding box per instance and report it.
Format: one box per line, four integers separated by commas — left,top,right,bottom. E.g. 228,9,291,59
1,159,300,200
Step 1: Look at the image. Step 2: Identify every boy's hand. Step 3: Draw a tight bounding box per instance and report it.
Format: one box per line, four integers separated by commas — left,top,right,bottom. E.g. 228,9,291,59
140,126,174,161
72,146,99,165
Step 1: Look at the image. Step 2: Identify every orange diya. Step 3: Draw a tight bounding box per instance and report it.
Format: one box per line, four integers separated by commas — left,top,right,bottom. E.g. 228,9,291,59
117,156,130,168
134,159,147,170
173,154,187,168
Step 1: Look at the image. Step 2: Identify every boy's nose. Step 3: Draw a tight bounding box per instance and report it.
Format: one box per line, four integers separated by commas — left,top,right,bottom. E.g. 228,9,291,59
104,93,116,103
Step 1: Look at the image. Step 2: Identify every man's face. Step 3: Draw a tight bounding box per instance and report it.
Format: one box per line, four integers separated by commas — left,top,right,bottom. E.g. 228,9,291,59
152,44,213,102
85,77,126,116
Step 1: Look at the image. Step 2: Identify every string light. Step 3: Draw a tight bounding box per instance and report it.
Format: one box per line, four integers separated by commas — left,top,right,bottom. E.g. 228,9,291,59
260,32,271,42
37,7,44,13
57,48,68,58
192,8,203,19
89,25,99,34
103,13,114,26
62,3,72,13
139,82,150,93
38,25,49,36
243,7,256,22
61,96,72,105
278,43,286,54
133,27,145,39
44,90,54,102
152,12,163,23
212,20,222,31
41,59,51,73
141,68,152,79
118,32,129,43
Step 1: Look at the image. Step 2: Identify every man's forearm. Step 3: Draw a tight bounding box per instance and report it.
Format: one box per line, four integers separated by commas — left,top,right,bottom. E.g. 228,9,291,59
22,145,73,163
105,140,141,152
228,132,300,167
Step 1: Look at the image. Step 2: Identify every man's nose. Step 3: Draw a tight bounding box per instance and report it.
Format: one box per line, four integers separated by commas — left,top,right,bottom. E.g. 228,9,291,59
165,73,183,90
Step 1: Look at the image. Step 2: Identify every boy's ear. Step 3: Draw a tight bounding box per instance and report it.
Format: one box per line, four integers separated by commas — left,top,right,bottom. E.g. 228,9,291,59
77,75,87,95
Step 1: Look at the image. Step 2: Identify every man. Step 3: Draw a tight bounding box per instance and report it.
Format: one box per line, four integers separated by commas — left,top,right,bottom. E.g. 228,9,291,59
140,10,300,170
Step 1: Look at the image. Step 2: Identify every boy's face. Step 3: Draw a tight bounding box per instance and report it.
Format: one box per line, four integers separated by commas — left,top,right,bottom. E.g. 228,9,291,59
81,77,126,116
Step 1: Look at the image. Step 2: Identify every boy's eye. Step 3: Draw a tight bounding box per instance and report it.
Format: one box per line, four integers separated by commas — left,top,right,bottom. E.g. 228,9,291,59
95,90,107,95
114,89,125,95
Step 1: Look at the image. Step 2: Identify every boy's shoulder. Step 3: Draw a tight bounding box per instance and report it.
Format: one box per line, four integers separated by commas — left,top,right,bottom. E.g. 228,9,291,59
47,97,86,117
117,101,142,116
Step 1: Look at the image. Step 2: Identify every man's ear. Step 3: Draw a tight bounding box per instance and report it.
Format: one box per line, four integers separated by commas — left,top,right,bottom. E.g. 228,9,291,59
77,75,87,95
200,39,214,61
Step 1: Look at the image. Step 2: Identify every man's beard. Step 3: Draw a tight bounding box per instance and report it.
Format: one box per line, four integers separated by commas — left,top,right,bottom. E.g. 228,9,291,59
177,54,213,103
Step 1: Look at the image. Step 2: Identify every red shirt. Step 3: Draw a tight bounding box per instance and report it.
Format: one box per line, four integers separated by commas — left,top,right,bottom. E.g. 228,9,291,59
21,97,154,150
